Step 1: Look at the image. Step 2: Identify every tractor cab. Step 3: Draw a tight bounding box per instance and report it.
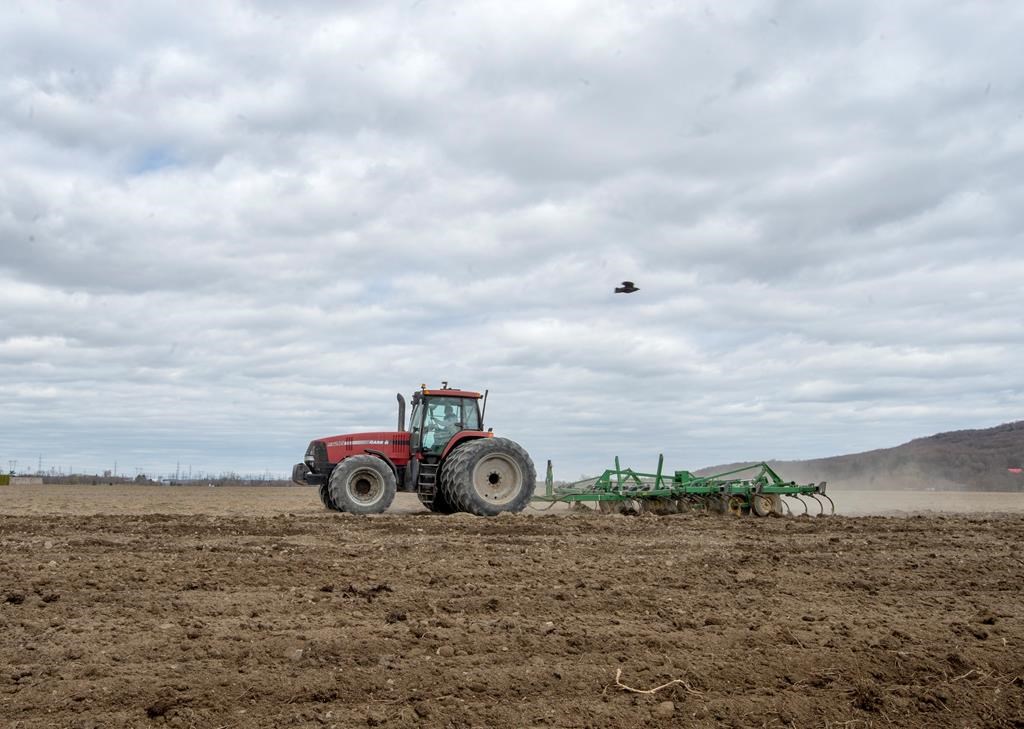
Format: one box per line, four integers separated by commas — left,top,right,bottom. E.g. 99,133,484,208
408,383,484,455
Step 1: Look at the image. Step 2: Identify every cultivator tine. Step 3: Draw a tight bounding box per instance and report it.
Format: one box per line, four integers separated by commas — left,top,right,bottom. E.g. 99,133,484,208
788,494,809,516
809,494,825,516
819,493,835,516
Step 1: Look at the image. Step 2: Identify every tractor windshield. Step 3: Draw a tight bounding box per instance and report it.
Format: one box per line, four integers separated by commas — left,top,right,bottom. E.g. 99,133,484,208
419,396,480,453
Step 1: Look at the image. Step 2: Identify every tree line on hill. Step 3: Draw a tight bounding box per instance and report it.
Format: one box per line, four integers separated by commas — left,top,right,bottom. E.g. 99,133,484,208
699,421,1024,491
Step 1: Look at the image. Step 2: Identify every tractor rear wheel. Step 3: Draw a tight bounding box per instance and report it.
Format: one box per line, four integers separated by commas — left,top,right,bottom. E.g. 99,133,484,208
319,482,342,511
328,455,396,514
417,489,458,514
439,438,535,516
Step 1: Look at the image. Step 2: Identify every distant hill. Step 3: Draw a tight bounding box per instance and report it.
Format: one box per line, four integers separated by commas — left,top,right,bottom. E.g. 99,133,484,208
698,421,1024,491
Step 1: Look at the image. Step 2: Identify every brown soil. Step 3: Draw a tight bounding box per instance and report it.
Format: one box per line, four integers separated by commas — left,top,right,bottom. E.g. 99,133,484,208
1,486,1023,728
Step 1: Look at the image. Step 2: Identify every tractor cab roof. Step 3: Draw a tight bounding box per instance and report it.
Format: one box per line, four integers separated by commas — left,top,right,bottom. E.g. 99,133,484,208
418,383,481,399
422,389,481,399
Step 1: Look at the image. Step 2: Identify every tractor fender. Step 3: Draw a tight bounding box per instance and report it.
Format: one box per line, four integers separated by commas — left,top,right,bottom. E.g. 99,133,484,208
440,431,493,460
364,449,399,480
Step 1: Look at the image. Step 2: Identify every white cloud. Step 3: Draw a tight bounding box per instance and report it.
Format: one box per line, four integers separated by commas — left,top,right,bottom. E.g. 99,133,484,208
1,0,1022,479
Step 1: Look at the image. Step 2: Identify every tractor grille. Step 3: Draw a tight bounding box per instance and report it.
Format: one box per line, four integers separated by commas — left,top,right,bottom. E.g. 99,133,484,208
306,441,329,472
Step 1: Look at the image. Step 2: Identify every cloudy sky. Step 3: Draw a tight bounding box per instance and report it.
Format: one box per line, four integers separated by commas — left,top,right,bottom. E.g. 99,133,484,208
2,1,1022,480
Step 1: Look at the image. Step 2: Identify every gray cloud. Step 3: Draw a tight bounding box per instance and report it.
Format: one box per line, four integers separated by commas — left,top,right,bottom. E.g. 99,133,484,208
2,1,1023,479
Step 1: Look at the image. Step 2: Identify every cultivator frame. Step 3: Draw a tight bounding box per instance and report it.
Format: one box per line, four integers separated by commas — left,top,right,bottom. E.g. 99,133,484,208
536,456,834,516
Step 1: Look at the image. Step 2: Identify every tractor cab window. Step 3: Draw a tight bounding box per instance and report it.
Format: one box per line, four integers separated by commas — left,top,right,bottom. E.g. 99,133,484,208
460,399,481,430
419,396,480,453
408,402,424,451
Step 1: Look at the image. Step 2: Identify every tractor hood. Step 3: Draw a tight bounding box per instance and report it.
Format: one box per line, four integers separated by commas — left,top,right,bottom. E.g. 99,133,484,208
316,431,408,449
312,431,412,468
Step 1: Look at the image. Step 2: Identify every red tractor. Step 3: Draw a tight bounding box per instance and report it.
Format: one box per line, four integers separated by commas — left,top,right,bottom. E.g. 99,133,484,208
292,384,535,516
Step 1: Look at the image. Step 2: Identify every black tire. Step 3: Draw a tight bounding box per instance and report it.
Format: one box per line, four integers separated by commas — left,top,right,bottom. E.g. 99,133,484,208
319,482,342,511
439,438,535,516
416,489,458,514
328,455,396,515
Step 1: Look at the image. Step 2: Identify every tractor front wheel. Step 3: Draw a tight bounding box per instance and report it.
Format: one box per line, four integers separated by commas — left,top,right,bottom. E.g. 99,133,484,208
319,482,342,511
328,455,397,514
440,438,535,516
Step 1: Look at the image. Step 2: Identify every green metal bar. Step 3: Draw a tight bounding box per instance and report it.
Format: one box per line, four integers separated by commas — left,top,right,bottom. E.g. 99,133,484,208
697,463,777,481
759,462,786,485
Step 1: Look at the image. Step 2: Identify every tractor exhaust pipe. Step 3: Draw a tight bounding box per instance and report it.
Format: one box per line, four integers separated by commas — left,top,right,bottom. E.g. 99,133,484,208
396,393,406,432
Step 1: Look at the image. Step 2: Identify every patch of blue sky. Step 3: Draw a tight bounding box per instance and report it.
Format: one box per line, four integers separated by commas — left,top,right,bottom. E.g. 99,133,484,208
132,146,179,175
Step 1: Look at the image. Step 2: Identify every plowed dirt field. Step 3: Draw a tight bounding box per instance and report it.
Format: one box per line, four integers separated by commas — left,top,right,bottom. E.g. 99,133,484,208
2,485,1023,728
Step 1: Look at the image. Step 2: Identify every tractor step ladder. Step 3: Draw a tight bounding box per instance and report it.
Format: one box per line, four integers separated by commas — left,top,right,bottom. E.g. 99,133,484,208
417,459,441,508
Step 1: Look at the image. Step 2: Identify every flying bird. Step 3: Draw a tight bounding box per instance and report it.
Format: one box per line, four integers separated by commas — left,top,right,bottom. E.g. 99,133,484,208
614,281,639,294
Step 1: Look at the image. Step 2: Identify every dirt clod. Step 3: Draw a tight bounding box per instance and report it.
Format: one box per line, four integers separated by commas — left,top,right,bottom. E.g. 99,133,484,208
653,700,675,717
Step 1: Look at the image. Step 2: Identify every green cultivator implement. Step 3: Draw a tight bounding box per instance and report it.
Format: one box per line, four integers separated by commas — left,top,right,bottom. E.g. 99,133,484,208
536,455,834,516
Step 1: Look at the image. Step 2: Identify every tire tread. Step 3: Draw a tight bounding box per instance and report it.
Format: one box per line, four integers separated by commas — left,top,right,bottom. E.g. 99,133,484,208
439,438,535,516
328,455,397,514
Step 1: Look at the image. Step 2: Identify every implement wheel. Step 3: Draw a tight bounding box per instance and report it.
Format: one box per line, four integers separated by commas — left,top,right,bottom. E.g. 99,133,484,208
440,438,536,516
717,494,748,516
677,496,709,513
328,455,396,514
750,493,779,517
